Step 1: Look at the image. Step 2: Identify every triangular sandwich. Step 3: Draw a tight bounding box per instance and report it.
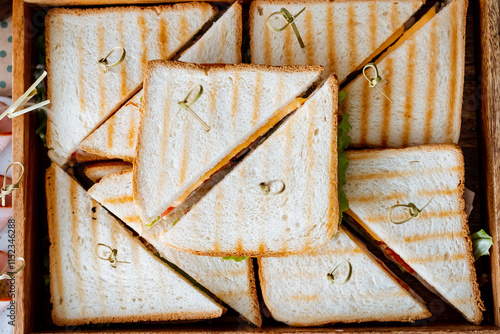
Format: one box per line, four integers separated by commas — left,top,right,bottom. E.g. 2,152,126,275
158,76,339,257
342,0,467,147
249,0,424,82
45,163,224,326
259,227,431,326
344,144,484,324
45,3,217,166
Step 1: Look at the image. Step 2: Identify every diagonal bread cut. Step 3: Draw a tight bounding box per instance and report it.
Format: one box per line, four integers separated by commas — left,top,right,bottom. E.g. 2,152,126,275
78,2,243,162
88,169,262,326
259,226,431,326
158,76,339,257
249,0,424,83
45,3,217,166
45,163,225,326
342,0,467,147
134,61,323,225
343,144,484,324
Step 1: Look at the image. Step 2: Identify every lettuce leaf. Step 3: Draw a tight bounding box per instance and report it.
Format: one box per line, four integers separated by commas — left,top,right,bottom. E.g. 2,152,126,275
222,256,248,262
337,92,351,224
471,229,493,261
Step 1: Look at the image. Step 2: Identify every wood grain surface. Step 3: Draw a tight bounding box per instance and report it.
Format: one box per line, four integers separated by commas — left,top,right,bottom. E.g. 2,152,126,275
23,0,231,5
11,0,500,333
478,0,500,328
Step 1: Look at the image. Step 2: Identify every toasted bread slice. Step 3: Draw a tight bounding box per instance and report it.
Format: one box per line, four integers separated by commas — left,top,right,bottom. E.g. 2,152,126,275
83,161,132,183
249,0,424,83
78,2,243,162
134,61,322,225
88,169,262,326
45,163,224,326
344,144,484,324
342,0,467,147
159,76,338,257
259,227,431,326
46,3,217,166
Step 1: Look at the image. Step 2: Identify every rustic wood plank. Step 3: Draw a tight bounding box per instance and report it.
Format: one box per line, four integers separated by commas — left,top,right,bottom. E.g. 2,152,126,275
13,1,36,334
478,0,500,327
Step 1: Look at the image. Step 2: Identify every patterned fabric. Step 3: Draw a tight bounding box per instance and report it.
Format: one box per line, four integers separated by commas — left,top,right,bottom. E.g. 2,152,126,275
0,15,12,97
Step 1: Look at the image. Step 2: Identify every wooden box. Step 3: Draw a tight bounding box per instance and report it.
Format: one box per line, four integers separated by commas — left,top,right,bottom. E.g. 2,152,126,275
11,0,500,332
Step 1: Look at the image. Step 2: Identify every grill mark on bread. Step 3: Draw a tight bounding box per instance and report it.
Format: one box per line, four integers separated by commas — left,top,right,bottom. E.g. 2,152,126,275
178,108,192,185
138,15,148,74
401,43,416,147
401,231,464,243
346,165,462,182
358,74,369,146
159,81,173,190
98,24,106,115
369,3,378,50
218,22,227,63
103,194,134,205
78,34,86,115
90,202,105,314
290,294,319,302
284,19,293,65
446,3,459,142
251,73,263,126
305,101,317,248
406,252,467,264
159,18,168,60
127,110,137,149
123,214,141,223
381,58,394,146
107,114,115,149
326,5,337,74
424,21,439,143
235,164,248,252
263,13,272,64
118,19,127,100
179,17,189,46
69,180,86,316
230,74,241,118
203,81,220,166
349,187,461,203
305,10,315,65
347,4,357,71
214,185,225,252
363,209,464,224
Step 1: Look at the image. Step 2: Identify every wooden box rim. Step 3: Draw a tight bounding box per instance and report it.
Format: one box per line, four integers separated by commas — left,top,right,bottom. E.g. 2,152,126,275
11,0,500,332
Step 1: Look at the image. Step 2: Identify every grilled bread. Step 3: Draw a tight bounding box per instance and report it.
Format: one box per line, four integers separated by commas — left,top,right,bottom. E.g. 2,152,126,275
78,2,243,162
342,0,467,147
159,76,338,257
259,227,431,326
45,3,216,166
134,61,322,225
83,161,133,183
344,144,484,324
88,169,262,326
46,163,224,326
249,0,424,83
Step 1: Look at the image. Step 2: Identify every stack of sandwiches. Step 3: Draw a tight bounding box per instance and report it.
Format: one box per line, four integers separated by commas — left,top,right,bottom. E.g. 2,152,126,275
42,0,486,328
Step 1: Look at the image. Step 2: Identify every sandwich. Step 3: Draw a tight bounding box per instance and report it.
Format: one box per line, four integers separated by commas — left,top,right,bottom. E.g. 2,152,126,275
45,3,217,166
249,0,424,83
78,2,243,162
258,226,431,326
88,169,262,326
155,76,339,257
45,163,225,326
342,0,467,147
343,144,484,324
83,160,132,183
134,61,323,225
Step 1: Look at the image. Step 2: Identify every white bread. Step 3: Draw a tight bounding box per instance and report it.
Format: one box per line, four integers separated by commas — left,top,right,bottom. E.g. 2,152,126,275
134,61,323,225
342,0,467,147
78,3,242,162
159,76,338,257
83,161,132,183
45,163,224,326
88,169,262,326
45,3,217,166
259,227,431,326
250,0,424,83
344,144,484,324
